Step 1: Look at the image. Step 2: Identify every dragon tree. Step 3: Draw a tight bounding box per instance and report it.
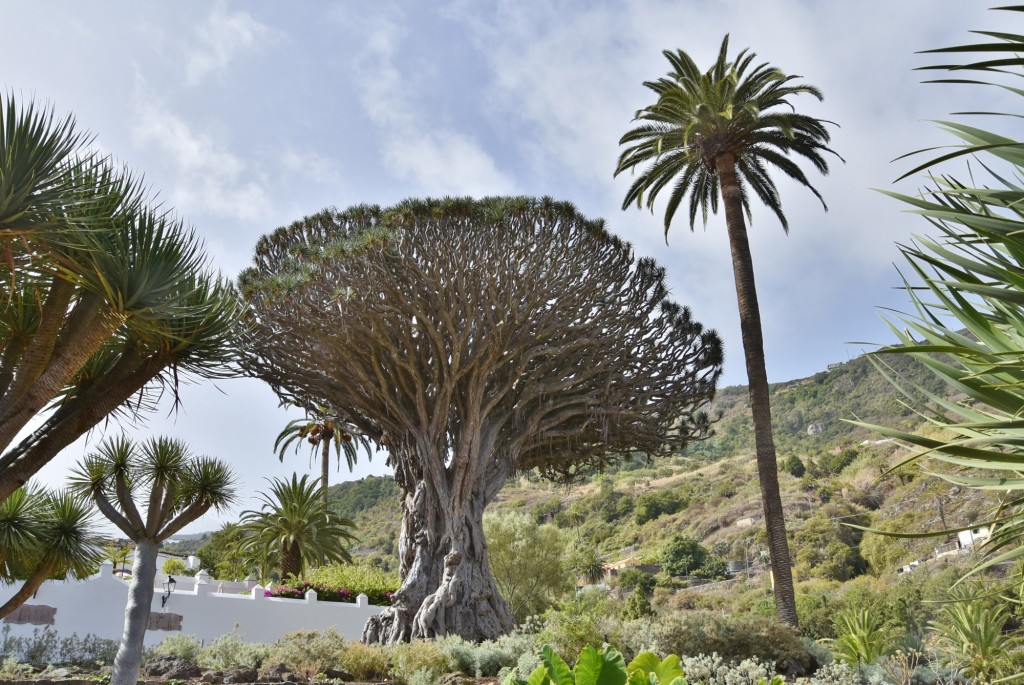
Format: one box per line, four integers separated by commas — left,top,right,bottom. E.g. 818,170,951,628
239,196,723,643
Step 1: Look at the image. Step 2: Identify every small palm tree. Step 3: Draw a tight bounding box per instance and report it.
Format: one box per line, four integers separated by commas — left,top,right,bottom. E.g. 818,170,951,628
615,35,839,626
0,487,103,619
241,473,358,580
274,408,368,503
831,607,895,666
567,543,605,586
69,436,238,685
930,586,1019,683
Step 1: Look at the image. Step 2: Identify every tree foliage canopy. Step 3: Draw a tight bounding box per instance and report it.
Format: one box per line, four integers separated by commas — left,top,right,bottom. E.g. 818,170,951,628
240,196,723,481
615,34,838,235
240,473,358,580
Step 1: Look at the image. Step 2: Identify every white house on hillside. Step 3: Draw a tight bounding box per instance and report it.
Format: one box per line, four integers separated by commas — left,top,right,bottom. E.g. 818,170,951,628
958,526,990,549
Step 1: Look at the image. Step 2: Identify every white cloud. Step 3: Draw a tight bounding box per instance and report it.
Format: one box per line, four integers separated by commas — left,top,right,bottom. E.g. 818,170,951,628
279,147,344,188
342,11,517,197
131,85,271,223
185,1,270,86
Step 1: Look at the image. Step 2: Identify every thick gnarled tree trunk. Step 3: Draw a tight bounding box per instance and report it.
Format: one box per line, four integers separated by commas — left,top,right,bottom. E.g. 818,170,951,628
363,452,513,643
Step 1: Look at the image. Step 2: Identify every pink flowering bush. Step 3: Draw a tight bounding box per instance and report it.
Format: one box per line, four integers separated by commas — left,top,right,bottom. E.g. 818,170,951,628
263,564,397,606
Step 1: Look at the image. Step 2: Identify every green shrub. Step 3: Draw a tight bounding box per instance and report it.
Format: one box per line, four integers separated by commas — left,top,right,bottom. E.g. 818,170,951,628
152,633,202,664
197,627,269,670
162,558,187,576
0,626,58,666
616,568,655,595
0,627,120,669
0,656,32,680
634,490,683,525
264,628,347,679
388,639,456,683
782,455,806,478
622,589,655,620
536,590,624,658
435,634,524,677
300,562,399,605
830,607,894,666
57,632,120,667
619,611,811,672
694,555,728,580
336,641,390,681
661,535,709,577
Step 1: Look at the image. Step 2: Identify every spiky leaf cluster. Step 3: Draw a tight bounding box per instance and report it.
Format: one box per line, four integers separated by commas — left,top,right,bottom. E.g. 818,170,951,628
68,435,238,543
859,8,1024,580
615,35,838,234
0,95,243,502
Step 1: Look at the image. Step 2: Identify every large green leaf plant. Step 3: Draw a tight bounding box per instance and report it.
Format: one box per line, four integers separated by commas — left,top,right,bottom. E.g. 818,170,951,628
859,8,1024,581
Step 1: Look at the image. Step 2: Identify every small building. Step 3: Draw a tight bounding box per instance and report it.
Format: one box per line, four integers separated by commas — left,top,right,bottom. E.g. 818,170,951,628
958,527,990,549
734,514,762,528
602,556,661,577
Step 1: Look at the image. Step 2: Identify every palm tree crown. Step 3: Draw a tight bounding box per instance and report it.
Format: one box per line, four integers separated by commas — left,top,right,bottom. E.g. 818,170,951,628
274,407,369,503
241,473,357,580
616,34,838,233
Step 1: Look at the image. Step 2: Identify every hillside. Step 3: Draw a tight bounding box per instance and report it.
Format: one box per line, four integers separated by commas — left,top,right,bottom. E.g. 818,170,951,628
687,350,948,461
328,349,991,580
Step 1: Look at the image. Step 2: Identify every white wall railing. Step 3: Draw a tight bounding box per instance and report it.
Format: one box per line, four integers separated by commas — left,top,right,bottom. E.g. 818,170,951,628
0,562,385,646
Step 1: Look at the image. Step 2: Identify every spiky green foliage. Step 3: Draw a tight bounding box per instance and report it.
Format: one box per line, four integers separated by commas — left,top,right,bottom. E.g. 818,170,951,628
68,436,238,543
929,584,1020,682
615,34,837,234
855,8,1024,582
0,486,104,619
0,95,243,505
830,607,895,665
274,407,370,503
241,473,358,579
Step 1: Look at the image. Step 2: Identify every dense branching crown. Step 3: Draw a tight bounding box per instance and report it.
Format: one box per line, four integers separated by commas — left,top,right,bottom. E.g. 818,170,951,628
240,196,722,482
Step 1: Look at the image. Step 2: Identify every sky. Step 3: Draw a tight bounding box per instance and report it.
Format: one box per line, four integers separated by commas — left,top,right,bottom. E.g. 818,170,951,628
1,0,1007,534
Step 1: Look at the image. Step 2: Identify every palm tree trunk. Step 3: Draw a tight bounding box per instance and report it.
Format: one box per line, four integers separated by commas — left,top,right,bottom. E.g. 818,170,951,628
716,155,798,627
281,540,302,580
320,437,330,504
111,538,158,685
0,559,56,619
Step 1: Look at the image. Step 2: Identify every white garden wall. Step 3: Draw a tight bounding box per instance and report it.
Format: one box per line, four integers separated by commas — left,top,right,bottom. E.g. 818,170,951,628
0,562,385,646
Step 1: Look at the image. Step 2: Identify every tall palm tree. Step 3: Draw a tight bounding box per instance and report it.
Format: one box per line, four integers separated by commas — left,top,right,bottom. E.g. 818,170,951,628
0,487,103,619
615,35,839,626
274,408,368,504
69,436,238,685
241,473,357,580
